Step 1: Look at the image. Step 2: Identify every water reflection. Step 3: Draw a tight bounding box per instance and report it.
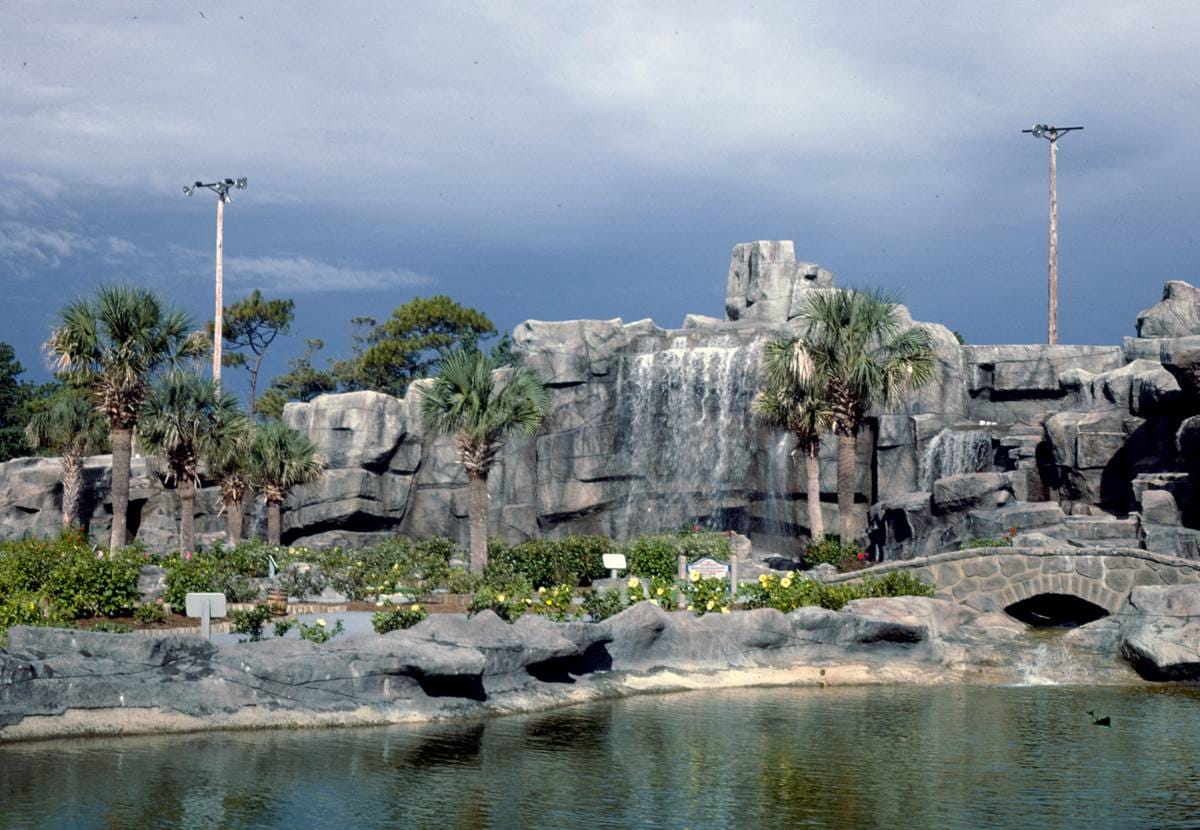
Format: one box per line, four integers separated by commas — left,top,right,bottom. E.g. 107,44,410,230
4,685,1200,829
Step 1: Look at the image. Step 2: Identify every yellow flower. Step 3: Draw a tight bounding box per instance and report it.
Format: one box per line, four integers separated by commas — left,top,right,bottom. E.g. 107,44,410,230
316,618,327,627
687,604,695,611
545,599,554,607
392,564,400,572
721,606,731,615
758,574,768,584
496,593,506,603
786,570,795,579
689,570,701,582
524,598,533,605
781,577,793,588
656,587,665,596
355,560,363,567
410,604,421,613
538,586,547,594
706,600,715,611
628,577,640,588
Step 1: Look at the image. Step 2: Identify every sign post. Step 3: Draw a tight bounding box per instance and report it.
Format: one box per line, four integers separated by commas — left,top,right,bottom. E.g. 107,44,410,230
602,552,627,581
185,592,227,640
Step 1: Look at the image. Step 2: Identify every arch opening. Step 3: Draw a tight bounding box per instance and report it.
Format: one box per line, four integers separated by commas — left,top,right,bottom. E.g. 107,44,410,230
1004,593,1109,628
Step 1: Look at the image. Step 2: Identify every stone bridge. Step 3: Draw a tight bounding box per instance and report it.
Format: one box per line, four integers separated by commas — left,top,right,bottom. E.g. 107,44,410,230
828,547,1200,617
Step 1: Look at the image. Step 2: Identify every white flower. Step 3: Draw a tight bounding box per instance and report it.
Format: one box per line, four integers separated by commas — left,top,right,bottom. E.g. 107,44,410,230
316,618,327,627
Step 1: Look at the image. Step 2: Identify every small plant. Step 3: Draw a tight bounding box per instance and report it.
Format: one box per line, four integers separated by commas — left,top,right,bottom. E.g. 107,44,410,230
373,601,429,634
444,566,482,594
961,527,1018,550
229,604,275,641
683,574,731,617
298,617,343,644
89,621,134,634
273,618,296,638
133,600,167,625
581,587,624,622
740,569,936,612
626,576,678,610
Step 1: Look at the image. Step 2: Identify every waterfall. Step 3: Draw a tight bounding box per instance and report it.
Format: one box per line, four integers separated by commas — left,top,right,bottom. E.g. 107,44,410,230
1012,638,1082,686
920,428,993,490
617,341,761,535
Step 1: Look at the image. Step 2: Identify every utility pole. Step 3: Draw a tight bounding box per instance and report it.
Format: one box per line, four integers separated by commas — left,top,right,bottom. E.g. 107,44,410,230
184,177,248,389
1022,125,1082,345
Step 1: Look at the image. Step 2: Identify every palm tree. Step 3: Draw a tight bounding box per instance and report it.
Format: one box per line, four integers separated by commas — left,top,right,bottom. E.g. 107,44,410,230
249,420,322,545
138,372,246,553
753,339,833,541
796,288,936,543
25,388,110,529
205,411,254,544
418,349,548,573
47,285,199,552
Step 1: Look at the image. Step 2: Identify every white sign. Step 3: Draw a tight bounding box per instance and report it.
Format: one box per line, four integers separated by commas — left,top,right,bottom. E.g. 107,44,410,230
602,553,628,570
185,592,227,618
686,557,730,580
185,592,227,641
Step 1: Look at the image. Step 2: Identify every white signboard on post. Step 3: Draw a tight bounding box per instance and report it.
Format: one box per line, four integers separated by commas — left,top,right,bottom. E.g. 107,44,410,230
185,592,227,640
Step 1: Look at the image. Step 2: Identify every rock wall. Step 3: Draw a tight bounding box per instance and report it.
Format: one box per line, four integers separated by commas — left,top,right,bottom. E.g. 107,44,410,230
3,240,1200,561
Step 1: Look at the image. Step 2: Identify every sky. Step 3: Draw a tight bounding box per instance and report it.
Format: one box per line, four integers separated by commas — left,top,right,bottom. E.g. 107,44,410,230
3,1,1199,397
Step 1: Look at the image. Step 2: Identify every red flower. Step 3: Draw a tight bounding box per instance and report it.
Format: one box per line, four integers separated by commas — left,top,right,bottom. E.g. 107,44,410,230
857,552,867,561
1007,527,1018,537
691,524,701,533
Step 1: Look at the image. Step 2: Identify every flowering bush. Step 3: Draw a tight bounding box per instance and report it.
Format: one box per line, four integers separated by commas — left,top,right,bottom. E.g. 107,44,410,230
468,573,534,623
373,601,429,633
298,617,343,644
626,575,679,610
741,569,935,612
524,584,579,622
624,531,731,582
803,535,870,572
682,575,731,616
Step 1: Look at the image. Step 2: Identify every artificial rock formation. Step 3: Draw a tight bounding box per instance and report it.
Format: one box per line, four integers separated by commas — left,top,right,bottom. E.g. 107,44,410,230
3,241,1200,563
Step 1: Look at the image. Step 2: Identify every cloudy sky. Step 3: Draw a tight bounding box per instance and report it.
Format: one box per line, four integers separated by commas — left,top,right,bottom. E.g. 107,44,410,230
3,1,1199,393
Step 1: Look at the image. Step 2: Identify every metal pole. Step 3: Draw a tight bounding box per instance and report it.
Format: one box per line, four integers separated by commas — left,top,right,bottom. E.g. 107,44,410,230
213,195,225,390
1047,133,1058,346
677,553,687,609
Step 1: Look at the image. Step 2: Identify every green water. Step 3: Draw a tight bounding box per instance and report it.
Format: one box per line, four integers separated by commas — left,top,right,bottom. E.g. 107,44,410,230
3,684,1199,829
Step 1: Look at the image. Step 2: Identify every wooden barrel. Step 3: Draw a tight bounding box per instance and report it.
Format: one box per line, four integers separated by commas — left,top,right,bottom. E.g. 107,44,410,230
266,587,288,615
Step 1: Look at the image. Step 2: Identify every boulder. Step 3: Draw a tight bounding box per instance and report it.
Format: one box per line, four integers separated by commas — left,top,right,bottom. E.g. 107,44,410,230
1119,584,1200,679
931,473,1011,514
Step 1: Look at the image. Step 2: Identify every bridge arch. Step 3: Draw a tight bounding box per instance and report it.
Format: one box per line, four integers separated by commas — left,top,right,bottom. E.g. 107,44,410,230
827,547,1200,618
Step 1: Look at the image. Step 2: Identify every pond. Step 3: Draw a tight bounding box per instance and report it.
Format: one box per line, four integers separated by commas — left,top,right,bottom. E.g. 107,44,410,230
3,684,1198,829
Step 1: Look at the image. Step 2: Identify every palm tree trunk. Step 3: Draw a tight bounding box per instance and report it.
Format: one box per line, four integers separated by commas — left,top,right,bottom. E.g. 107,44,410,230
267,499,282,546
804,447,824,541
837,429,857,543
226,496,242,544
109,426,132,551
179,477,196,553
467,472,489,574
61,451,83,530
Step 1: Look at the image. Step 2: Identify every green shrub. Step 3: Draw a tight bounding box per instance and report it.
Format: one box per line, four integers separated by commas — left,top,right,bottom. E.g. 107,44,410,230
163,553,257,608
229,604,275,641
444,566,482,594
625,575,679,610
581,587,624,622
0,532,142,624
273,619,295,638
624,532,731,582
133,601,167,625
802,535,869,571
961,534,1014,550
859,570,937,599
486,536,610,588
89,621,133,634
373,601,429,633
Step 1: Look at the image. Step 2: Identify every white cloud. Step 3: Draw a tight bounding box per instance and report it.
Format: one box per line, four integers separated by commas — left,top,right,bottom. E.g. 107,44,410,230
223,254,431,293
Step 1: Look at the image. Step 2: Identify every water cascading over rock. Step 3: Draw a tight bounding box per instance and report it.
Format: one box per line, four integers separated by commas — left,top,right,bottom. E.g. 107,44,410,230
616,339,762,535
920,428,994,490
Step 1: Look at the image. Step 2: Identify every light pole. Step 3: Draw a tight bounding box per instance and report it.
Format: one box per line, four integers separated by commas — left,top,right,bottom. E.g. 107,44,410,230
184,177,248,389
1022,125,1082,345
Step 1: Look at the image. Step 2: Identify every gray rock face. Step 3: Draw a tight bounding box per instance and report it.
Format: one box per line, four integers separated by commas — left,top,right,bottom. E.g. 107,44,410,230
1136,281,1200,338
0,595,1110,741
724,241,833,323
